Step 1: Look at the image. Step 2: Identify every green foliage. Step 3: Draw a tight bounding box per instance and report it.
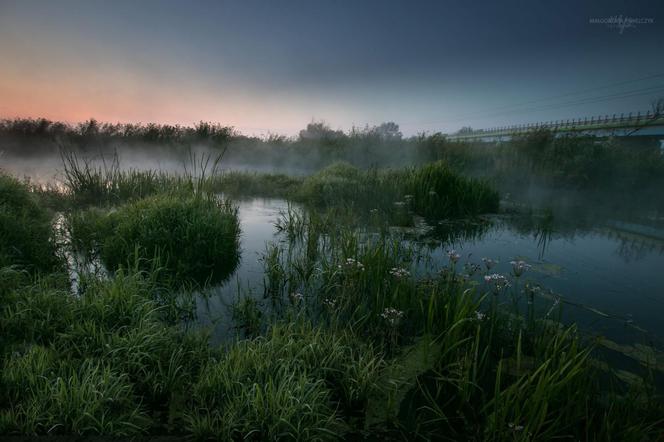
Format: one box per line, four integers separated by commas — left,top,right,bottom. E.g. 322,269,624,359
254,214,664,440
296,161,498,221
0,268,211,436
1,135,663,440
78,195,241,287
407,161,500,219
61,150,190,207
1,347,149,436
186,321,383,440
0,174,61,273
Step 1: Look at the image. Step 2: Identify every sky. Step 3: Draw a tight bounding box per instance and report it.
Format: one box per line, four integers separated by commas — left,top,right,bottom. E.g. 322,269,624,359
1,0,663,136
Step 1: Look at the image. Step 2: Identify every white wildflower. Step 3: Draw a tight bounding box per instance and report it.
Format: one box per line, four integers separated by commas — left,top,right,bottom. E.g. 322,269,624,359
510,260,532,277
508,422,524,432
447,249,461,264
323,298,337,309
381,307,404,326
389,267,411,278
484,273,510,291
342,258,365,271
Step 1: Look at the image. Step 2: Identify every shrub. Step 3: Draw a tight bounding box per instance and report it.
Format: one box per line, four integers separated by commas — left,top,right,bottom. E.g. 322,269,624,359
0,174,61,273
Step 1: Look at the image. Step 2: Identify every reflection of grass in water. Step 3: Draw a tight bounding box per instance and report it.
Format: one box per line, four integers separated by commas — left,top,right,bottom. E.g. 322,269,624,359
533,209,555,259
429,217,492,245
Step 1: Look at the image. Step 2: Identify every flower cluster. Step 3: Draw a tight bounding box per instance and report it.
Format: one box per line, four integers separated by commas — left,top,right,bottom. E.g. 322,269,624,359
484,273,510,291
508,423,524,432
510,260,532,277
474,311,486,321
447,249,461,264
338,258,365,271
381,307,404,326
482,257,497,270
322,298,337,309
389,267,411,278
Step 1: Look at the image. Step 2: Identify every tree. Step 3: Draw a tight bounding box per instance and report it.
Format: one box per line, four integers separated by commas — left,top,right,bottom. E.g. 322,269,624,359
371,122,402,141
298,121,345,142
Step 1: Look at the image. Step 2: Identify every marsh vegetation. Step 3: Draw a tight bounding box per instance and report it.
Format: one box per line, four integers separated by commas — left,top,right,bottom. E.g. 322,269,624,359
1,120,663,440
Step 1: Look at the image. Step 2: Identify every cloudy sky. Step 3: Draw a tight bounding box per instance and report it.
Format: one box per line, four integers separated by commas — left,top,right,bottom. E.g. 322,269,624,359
1,0,663,135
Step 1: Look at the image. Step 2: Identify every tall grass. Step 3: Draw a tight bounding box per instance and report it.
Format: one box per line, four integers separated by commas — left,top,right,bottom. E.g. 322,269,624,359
1,145,663,439
60,150,180,207
407,161,499,218
295,161,498,221
247,212,664,440
0,267,211,436
186,321,383,440
0,174,62,273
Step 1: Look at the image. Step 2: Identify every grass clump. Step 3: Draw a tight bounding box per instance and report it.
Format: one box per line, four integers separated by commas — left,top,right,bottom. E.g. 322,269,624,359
61,150,186,207
295,161,498,222
407,160,499,218
0,267,211,436
186,321,384,440
0,347,148,436
74,194,241,287
0,174,61,273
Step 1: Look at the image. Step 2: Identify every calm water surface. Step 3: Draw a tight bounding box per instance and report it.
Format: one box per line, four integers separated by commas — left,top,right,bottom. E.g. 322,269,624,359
198,197,664,348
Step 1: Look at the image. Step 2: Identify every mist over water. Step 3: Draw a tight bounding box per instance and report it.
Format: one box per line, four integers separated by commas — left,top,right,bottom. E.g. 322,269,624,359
3,126,664,344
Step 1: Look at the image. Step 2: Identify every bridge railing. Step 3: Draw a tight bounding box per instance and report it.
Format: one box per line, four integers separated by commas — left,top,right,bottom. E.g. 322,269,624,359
447,110,664,140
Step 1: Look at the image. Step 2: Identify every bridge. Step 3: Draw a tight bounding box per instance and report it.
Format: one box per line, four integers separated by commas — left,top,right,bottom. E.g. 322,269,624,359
445,110,664,142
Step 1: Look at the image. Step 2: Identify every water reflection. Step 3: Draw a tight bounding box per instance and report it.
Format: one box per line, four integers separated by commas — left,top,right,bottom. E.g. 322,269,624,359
197,197,664,345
